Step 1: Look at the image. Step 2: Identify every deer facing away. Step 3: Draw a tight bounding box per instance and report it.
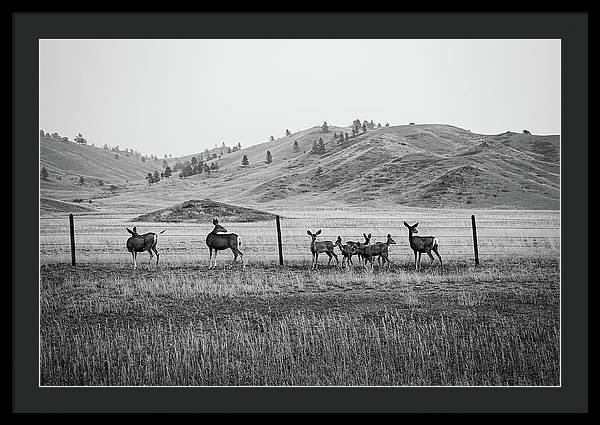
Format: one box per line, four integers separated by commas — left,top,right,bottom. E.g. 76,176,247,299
206,218,244,269
346,233,371,266
307,230,338,269
335,236,357,268
403,221,442,271
126,226,165,269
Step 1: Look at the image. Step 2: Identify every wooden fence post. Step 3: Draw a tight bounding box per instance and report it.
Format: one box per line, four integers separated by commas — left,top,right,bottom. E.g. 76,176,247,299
69,213,76,266
471,214,479,266
276,215,284,266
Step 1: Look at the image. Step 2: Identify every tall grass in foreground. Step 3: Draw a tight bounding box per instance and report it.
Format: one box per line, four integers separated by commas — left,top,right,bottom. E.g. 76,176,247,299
41,310,559,386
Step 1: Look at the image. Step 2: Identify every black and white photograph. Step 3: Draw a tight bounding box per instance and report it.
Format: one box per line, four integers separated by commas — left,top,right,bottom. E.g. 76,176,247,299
12,11,588,414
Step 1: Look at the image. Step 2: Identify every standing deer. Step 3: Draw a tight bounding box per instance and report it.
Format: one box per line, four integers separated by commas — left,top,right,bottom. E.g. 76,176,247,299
335,236,357,268
403,221,443,271
307,230,338,269
126,226,166,269
347,233,371,266
359,234,396,271
206,218,244,269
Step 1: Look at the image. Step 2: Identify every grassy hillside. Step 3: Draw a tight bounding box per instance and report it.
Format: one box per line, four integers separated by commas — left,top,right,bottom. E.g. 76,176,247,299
39,123,560,214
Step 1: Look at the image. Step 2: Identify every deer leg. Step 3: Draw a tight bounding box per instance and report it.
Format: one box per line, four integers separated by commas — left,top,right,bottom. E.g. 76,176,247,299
418,252,422,271
132,251,137,270
427,250,435,265
213,250,218,268
433,246,443,268
152,246,160,266
208,247,213,269
314,253,319,270
414,251,418,271
331,251,339,265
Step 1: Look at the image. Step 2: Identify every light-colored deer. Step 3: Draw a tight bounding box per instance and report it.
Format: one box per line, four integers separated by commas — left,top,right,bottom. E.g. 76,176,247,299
307,230,338,270
403,221,443,271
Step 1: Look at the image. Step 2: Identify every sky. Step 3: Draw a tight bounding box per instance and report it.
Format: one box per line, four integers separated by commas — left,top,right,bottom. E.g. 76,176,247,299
39,39,561,158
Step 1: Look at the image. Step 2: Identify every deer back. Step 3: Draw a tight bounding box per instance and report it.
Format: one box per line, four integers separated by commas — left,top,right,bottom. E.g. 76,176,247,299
127,232,156,252
312,240,334,253
410,235,437,252
206,232,239,250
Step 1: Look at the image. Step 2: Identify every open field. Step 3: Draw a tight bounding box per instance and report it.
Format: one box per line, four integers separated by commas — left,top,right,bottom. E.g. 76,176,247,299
40,258,559,386
39,209,560,386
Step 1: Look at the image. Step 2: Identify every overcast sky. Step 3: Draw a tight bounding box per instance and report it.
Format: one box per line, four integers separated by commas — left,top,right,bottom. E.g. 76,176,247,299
39,39,560,157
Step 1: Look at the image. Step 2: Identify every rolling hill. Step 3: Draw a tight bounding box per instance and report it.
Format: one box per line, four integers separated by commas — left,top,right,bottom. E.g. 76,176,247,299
39,123,560,215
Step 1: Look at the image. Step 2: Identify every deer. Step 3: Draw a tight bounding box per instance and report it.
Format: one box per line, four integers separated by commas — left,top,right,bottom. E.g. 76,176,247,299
307,230,338,270
359,234,396,271
403,221,443,271
126,226,166,269
346,233,371,266
334,236,357,268
206,218,244,269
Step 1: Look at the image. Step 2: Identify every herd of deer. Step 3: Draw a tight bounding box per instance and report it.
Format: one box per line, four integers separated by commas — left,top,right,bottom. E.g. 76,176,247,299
125,219,442,272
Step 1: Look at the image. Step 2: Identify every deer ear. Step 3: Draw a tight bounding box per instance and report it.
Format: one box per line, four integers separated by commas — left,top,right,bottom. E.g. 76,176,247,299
133,226,137,233
387,234,391,238
368,233,372,238
415,222,419,227
316,229,322,235
307,230,312,236
126,228,134,235
363,233,367,238
403,221,409,227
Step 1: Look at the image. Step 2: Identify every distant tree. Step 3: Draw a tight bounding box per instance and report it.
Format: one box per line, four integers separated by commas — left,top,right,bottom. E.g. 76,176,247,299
153,170,160,182
191,156,198,166
162,159,168,169
160,172,164,179
210,162,218,171
146,173,154,185
114,154,119,159
318,138,326,154
227,147,232,154
293,140,300,152
369,120,375,129
141,156,146,162
523,129,531,135
377,123,382,128
269,136,275,142
345,133,349,141
286,129,291,136
79,176,85,185
333,132,338,139
362,122,367,133
203,148,210,160
103,144,109,150
321,121,329,133
242,155,249,166
39,130,45,139
222,142,227,148
352,119,362,134
74,133,87,144
204,164,210,174
40,166,49,181
237,142,242,150
97,179,104,186
212,153,218,159
169,154,172,158
314,166,323,177
385,123,389,127
265,150,272,164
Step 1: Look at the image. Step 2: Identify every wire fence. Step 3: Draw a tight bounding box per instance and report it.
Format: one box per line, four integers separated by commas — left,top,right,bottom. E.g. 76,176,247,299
39,213,561,266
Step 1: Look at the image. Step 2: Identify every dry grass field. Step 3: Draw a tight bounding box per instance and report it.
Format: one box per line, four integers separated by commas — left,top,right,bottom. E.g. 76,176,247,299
39,209,560,386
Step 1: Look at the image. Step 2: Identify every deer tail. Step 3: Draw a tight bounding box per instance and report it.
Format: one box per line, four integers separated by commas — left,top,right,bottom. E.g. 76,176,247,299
158,230,166,234
238,235,242,247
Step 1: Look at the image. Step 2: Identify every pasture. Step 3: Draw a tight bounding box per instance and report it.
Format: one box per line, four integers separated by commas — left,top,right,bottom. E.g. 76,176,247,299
39,209,560,386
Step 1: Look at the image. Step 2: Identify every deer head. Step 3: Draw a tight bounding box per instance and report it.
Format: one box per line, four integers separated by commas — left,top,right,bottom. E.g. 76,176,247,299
404,221,419,234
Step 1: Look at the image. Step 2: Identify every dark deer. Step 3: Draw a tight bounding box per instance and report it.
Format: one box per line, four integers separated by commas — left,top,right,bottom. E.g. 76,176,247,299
347,233,371,266
307,230,338,270
206,219,244,269
126,226,165,269
335,236,357,268
359,234,396,271
403,221,443,271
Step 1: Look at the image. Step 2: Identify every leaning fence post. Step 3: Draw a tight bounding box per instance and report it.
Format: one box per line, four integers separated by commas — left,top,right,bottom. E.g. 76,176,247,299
471,214,479,266
69,213,76,266
276,215,284,266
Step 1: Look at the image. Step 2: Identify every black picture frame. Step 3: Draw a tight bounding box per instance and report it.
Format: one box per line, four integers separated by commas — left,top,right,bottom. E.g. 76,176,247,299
13,11,588,413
